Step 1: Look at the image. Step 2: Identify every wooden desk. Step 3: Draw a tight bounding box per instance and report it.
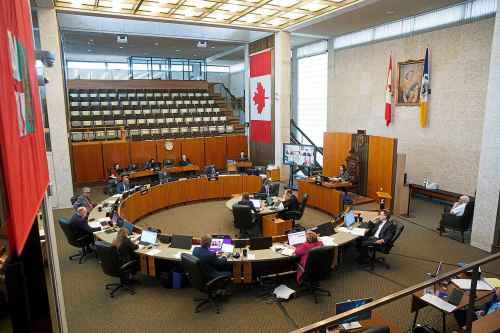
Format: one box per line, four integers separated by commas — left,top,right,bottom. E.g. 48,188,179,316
472,309,500,333
407,184,474,216
236,161,252,168
262,214,292,237
128,165,200,179
297,179,342,216
266,168,280,181
327,312,402,333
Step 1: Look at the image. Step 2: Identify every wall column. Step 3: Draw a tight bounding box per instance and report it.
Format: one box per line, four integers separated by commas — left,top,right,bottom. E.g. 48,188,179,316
37,8,74,208
471,0,500,252
274,31,291,181
326,38,336,132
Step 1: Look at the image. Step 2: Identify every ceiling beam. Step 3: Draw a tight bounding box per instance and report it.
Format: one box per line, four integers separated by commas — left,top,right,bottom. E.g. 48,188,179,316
205,45,245,63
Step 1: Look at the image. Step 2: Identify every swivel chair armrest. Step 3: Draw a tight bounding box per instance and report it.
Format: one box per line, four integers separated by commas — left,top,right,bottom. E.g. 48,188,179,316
206,274,231,289
120,260,138,271
76,234,93,243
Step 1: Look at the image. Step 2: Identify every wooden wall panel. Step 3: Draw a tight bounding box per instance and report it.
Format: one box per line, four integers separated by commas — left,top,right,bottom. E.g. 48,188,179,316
367,136,397,208
205,136,227,170
71,142,105,184
130,141,157,165
156,139,181,164
102,141,130,174
323,132,352,177
181,138,205,167
226,135,247,161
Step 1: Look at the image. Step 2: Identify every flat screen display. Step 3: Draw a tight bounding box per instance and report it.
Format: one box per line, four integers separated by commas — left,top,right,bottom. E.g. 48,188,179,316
283,144,315,167
288,231,307,246
335,298,372,324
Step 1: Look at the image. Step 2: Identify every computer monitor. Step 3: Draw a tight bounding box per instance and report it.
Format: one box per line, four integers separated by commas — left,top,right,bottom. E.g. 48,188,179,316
250,199,261,209
344,211,355,228
315,222,335,236
140,230,158,245
171,235,193,250
233,239,248,249
335,298,373,324
111,212,119,225
249,237,272,250
288,231,307,246
209,238,224,253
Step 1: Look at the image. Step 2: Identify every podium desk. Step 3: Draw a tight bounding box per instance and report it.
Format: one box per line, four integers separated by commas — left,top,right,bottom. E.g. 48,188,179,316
297,179,342,216
262,214,292,237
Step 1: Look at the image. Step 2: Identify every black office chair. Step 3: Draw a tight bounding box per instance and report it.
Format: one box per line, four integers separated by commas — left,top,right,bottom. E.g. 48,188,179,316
232,204,255,237
300,246,334,303
361,326,390,333
281,193,309,227
270,183,280,196
367,222,405,271
181,253,231,314
58,218,95,264
439,201,474,243
163,159,174,167
95,241,137,298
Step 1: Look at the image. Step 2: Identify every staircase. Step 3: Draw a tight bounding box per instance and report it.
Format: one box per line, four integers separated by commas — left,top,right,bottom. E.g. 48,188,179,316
209,83,245,134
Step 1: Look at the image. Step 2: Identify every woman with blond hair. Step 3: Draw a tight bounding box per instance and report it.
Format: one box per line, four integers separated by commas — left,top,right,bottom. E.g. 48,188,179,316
294,231,323,284
112,228,139,273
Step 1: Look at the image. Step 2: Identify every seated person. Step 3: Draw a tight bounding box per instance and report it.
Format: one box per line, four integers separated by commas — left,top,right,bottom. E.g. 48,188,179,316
112,227,139,276
72,187,95,211
295,231,323,284
356,209,396,264
449,195,470,217
341,188,354,206
454,287,500,329
259,179,272,197
192,235,231,279
238,151,248,161
205,165,217,178
178,154,191,167
144,159,159,170
238,192,258,214
109,163,122,179
337,165,351,182
69,207,101,239
278,189,299,219
116,175,131,194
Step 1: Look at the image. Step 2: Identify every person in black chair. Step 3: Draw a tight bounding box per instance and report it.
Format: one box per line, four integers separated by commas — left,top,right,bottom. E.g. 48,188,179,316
112,228,139,278
336,165,351,182
116,175,131,194
178,154,191,166
238,192,258,214
280,193,308,228
144,158,156,170
356,209,396,265
278,189,299,219
238,151,248,161
59,217,95,264
259,179,272,197
438,195,474,242
205,165,218,179
192,235,231,280
69,207,101,240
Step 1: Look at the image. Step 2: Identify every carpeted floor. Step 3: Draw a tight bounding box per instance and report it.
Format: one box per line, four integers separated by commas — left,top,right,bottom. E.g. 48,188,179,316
45,189,500,333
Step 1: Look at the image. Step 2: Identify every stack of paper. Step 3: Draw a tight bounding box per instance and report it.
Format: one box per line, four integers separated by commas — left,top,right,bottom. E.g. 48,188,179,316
421,294,457,313
351,228,368,236
273,284,296,300
319,236,337,246
147,249,161,256
451,279,494,291
280,248,295,256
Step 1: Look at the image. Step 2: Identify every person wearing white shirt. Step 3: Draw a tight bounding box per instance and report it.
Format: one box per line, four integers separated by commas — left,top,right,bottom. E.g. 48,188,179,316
449,195,470,217
356,209,397,264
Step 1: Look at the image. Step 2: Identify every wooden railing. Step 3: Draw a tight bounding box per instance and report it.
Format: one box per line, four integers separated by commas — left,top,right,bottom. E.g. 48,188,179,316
291,252,500,333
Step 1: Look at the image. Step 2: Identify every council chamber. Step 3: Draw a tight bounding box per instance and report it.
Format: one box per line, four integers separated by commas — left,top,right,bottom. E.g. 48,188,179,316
0,1,500,333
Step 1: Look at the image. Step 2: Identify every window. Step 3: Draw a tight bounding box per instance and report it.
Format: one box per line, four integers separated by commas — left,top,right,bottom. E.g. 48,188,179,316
296,53,327,148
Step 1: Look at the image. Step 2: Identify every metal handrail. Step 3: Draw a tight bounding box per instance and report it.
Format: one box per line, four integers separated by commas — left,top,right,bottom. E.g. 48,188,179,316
291,251,500,333
290,119,324,155
212,83,244,122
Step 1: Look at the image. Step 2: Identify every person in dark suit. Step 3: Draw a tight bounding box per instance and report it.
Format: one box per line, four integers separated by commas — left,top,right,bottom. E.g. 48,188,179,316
178,154,191,166
72,187,95,211
238,151,248,161
192,235,231,279
116,175,131,194
238,192,257,214
356,209,396,264
69,207,101,239
205,165,217,179
112,227,139,275
259,179,272,197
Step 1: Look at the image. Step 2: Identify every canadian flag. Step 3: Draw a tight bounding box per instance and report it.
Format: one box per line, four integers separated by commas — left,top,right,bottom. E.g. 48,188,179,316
250,49,272,144
385,55,393,127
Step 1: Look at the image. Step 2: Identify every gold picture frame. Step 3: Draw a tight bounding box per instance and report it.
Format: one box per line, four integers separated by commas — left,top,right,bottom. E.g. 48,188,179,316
396,59,424,106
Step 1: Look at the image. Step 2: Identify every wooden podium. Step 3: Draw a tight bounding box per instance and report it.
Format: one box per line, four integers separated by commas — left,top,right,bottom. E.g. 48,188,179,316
262,214,292,237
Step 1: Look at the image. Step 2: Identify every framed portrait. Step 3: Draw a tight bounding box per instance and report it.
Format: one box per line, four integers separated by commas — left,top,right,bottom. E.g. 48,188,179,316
396,59,424,106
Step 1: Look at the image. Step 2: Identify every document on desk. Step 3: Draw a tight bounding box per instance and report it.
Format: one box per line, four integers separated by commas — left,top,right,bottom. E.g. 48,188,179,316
280,248,295,256
88,221,101,229
97,217,111,223
247,254,256,260
111,194,122,199
351,228,367,236
337,227,350,233
451,279,494,291
420,294,457,313
273,284,295,300
319,236,337,246
146,249,161,256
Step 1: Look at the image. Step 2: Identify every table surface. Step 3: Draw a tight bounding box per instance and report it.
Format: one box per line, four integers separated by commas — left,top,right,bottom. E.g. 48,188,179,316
90,196,366,263
327,312,401,333
472,309,500,333
128,165,201,179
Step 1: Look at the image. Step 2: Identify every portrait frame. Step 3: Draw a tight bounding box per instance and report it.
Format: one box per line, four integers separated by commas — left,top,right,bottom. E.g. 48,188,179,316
396,59,424,106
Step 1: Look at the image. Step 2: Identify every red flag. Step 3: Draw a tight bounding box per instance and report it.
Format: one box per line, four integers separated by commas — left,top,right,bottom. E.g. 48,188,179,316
249,50,272,144
385,55,393,127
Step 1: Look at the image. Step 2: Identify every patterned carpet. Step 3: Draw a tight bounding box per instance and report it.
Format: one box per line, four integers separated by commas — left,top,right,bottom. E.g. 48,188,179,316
7,189,497,333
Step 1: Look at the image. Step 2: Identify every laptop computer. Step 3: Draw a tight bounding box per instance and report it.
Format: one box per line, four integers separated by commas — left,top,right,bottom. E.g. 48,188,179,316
288,231,307,246
139,230,157,246
250,199,261,209
249,237,273,250
315,222,336,236
170,235,193,250
209,236,233,253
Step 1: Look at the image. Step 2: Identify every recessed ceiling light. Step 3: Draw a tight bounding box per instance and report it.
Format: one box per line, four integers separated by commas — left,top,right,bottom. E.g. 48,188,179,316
211,46,215,49
386,10,394,14
87,49,92,52
154,42,160,46
89,39,94,42
119,46,123,49
176,49,181,52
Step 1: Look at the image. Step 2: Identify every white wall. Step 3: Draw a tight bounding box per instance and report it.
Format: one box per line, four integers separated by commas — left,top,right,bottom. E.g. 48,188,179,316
328,18,494,195
207,72,230,87
229,70,245,97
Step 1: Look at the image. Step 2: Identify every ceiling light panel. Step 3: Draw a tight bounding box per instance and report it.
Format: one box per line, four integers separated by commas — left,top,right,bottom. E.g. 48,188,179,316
56,0,360,30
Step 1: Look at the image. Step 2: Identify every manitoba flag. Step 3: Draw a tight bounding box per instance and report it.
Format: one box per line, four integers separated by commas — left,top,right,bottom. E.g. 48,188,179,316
250,49,272,144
